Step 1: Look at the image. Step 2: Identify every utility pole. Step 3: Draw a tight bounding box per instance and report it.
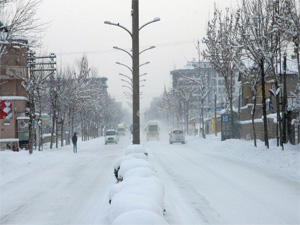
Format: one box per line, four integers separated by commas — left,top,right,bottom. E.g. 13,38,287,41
104,1,159,145
132,0,140,144
282,54,287,144
215,93,217,136
27,52,56,153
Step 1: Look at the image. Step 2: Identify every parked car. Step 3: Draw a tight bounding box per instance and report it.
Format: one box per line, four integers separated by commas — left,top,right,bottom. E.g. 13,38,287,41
169,129,185,144
105,129,119,144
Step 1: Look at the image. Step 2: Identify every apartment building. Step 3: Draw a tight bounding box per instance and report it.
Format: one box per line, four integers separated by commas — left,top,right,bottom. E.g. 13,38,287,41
0,37,29,149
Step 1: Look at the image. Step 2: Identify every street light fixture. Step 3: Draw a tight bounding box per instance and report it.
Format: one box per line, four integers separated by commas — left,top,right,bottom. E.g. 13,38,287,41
105,17,160,35
139,61,150,67
139,17,161,31
121,79,133,87
139,72,147,77
122,85,132,91
104,21,132,37
113,46,132,58
119,73,132,82
105,5,160,144
124,92,132,97
139,46,155,55
116,62,133,73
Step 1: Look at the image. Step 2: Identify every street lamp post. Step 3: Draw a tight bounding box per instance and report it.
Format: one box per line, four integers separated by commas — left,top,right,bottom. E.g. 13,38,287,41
105,0,160,144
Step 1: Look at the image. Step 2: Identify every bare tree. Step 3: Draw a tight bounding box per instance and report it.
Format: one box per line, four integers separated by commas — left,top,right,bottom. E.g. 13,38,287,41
233,0,286,148
188,41,212,138
0,0,44,58
203,6,241,139
275,0,300,77
174,78,198,134
235,60,261,147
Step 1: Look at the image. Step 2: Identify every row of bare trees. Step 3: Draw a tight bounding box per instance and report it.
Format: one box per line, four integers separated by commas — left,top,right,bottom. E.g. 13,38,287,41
203,0,299,149
30,56,125,153
147,0,299,149
1,1,126,153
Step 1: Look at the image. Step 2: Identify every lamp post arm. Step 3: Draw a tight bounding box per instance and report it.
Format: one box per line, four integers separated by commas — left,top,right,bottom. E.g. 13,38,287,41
122,85,133,91
104,21,132,37
116,62,133,73
139,61,150,67
139,17,161,31
119,73,133,82
123,92,132,97
114,46,133,59
121,79,133,87
139,46,155,55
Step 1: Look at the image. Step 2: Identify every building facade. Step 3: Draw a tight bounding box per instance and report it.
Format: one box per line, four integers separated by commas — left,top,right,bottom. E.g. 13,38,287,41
0,37,29,150
170,60,231,114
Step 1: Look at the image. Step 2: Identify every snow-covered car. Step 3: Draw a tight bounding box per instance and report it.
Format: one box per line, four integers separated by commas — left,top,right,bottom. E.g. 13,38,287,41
169,129,185,144
105,129,119,144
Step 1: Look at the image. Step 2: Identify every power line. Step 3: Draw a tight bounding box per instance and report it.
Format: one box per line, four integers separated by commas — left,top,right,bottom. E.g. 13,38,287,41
56,40,195,56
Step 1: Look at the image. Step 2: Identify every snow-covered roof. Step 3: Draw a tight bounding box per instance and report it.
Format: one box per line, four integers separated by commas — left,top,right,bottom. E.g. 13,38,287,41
147,120,159,125
16,117,30,120
241,59,298,75
0,138,19,142
0,96,28,101
9,35,28,42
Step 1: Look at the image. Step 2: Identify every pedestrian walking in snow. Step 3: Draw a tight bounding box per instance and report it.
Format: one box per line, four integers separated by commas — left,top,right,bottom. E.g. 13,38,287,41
72,133,78,153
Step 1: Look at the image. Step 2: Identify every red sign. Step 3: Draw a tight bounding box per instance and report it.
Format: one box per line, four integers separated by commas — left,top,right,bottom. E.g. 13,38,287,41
0,100,12,119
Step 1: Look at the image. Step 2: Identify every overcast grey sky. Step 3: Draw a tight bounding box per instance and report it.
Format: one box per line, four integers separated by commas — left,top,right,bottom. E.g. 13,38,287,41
36,0,236,111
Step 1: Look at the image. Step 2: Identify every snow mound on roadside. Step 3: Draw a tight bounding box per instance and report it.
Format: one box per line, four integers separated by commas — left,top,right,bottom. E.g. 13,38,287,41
118,158,154,180
113,153,148,170
112,209,169,225
109,176,165,208
108,144,169,224
109,193,163,223
124,145,148,155
122,167,157,180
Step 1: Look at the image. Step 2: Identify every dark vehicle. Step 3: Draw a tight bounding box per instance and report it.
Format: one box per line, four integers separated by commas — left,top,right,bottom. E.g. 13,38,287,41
169,129,185,144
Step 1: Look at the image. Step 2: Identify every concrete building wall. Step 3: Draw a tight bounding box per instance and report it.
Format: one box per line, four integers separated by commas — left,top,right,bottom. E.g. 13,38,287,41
239,118,277,141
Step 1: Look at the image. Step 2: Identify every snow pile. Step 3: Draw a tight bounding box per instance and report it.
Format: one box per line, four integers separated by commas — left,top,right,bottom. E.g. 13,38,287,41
108,145,168,225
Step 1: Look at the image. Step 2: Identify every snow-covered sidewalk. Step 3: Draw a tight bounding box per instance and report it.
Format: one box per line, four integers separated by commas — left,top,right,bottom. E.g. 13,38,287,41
186,135,299,178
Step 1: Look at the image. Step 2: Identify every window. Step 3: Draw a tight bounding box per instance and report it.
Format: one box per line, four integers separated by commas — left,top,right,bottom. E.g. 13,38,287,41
149,125,158,131
172,130,183,134
106,130,116,135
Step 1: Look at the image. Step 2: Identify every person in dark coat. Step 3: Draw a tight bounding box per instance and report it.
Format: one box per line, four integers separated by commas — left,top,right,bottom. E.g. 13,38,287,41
72,133,78,153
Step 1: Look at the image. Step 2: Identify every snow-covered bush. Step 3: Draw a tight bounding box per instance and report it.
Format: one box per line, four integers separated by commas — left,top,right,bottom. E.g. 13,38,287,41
112,209,169,225
122,167,156,180
109,193,163,223
108,144,169,224
109,176,165,208
113,153,148,182
117,158,154,181
124,145,148,156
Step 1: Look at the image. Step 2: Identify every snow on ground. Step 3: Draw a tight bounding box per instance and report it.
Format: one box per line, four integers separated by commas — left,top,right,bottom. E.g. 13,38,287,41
186,134,300,178
0,132,299,225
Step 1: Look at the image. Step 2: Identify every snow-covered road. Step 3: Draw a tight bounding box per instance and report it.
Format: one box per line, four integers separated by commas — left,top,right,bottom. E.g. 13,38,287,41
1,133,299,225
146,139,299,224
0,137,130,225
